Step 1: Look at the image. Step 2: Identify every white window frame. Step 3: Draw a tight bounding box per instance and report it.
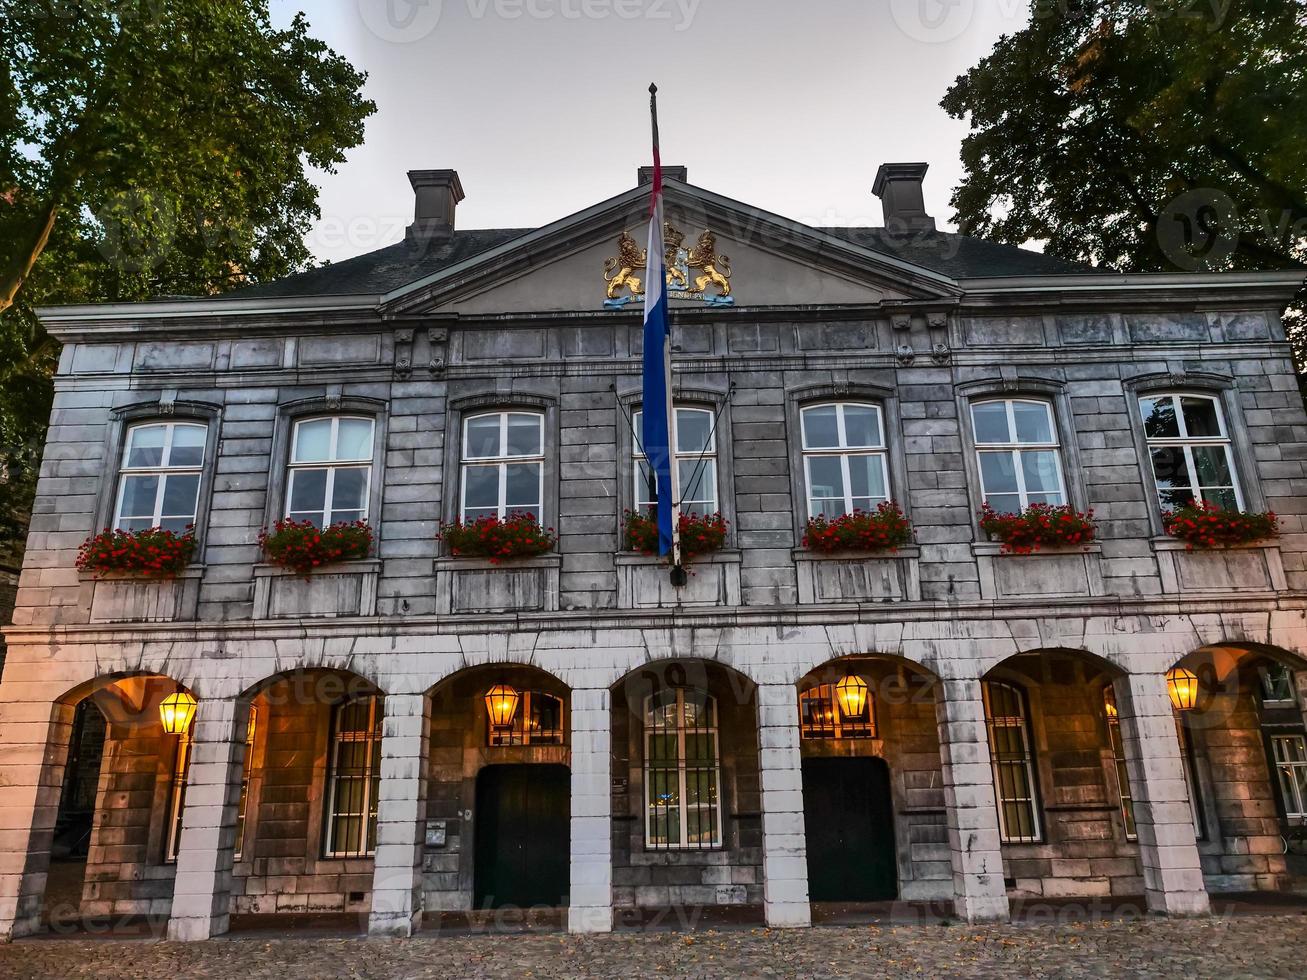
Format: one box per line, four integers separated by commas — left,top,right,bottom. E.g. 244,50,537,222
632,405,719,517
800,402,890,520
113,421,208,532
459,411,546,522
323,695,382,859
643,689,723,850
982,680,1043,843
1271,734,1307,824
1139,392,1244,512
286,415,375,526
971,398,1067,512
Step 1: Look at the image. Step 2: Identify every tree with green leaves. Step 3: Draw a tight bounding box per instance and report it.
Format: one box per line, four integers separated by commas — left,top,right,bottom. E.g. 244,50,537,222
0,1,375,570
942,0,1307,275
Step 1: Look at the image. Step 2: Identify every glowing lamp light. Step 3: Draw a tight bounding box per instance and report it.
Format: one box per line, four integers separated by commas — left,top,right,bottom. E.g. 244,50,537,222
159,691,197,735
484,684,521,729
835,674,869,719
1167,667,1200,712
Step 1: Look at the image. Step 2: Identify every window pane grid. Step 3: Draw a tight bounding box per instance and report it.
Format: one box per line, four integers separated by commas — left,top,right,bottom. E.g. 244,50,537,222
487,691,565,746
798,684,877,740
1272,735,1307,823
1141,394,1243,512
633,407,719,517
972,400,1066,514
462,412,545,522
983,681,1042,843
287,417,375,528
114,422,207,532
324,695,382,858
800,403,888,520
644,690,722,850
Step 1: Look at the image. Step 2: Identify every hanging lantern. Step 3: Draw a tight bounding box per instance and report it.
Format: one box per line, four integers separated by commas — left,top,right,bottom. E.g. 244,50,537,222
1167,667,1200,712
484,684,521,729
834,674,869,719
159,691,197,735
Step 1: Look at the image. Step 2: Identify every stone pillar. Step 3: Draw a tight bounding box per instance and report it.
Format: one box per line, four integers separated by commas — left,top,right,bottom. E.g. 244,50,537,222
369,692,431,938
568,688,613,934
167,697,250,941
1113,673,1210,916
757,682,810,928
0,699,74,940
935,677,1010,923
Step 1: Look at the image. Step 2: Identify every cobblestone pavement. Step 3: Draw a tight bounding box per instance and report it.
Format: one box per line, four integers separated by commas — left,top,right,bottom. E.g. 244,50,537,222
4,914,1307,979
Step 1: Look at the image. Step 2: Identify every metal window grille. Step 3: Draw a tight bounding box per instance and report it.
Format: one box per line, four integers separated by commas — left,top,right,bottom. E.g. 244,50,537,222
1272,735,1307,824
487,691,565,747
164,729,192,863
798,684,876,740
234,707,258,860
1102,685,1137,840
643,689,722,850
324,695,382,858
982,680,1042,843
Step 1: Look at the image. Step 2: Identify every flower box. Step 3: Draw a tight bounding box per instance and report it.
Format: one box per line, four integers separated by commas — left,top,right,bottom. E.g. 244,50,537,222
438,513,556,563
1162,501,1279,549
802,503,912,555
623,510,727,560
76,527,196,578
259,520,373,576
979,503,1097,555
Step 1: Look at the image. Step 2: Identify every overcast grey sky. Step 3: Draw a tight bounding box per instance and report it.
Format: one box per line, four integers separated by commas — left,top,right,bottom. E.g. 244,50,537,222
271,0,1034,264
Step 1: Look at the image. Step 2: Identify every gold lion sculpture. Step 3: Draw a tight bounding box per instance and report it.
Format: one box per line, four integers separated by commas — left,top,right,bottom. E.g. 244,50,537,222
604,232,646,300
663,222,689,290
688,230,732,297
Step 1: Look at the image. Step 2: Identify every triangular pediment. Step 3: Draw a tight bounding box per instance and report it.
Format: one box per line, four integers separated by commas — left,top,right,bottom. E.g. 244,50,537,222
381,181,960,317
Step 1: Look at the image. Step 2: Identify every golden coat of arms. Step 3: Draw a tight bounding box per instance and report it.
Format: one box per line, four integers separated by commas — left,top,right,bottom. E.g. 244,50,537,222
603,223,735,308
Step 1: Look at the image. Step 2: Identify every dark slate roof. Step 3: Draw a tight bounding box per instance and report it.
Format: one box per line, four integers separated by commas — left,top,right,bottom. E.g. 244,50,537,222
218,223,1100,301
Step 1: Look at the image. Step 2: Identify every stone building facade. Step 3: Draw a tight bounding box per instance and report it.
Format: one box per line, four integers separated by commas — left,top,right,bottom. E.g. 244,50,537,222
2,164,1307,941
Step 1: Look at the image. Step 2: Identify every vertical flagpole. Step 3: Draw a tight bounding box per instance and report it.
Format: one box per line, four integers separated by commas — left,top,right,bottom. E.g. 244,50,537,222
649,84,685,583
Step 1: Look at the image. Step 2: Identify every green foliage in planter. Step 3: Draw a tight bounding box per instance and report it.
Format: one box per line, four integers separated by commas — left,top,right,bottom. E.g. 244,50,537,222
1163,501,1279,549
438,513,556,563
624,509,728,559
979,503,1096,555
76,526,196,578
802,502,913,555
259,519,372,575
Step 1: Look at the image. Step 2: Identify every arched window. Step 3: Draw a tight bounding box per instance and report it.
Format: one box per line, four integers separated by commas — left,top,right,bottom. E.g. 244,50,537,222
486,690,564,746
1139,393,1241,511
644,689,722,850
460,411,545,522
971,399,1065,515
114,421,208,532
799,683,876,740
287,416,374,527
982,680,1042,842
1102,685,1137,840
800,402,889,519
633,406,718,517
324,695,382,858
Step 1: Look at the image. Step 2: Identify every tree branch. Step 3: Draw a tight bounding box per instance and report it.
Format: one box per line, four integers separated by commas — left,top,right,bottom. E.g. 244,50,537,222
0,196,61,315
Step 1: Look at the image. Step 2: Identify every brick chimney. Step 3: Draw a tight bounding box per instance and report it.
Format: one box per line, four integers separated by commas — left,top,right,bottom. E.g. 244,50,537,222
638,165,688,185
406,170,465,244
873,162,936,232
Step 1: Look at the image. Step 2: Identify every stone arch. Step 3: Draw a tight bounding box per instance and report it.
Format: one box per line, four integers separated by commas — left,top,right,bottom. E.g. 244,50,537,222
982,646,1128,683
238,666,386,705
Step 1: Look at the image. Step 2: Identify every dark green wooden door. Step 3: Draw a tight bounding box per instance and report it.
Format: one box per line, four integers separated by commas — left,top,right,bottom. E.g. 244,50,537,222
802,757,897,901
474,764,570,909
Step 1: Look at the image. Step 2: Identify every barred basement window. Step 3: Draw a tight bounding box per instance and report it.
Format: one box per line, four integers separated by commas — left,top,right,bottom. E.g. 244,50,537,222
1271,735,1307,825
1139,393,1242,512
644,689,722,850
287,416,374,527
324,695,382,858
1103,685,1137,841
982,680,1042,843
115,421,208,533
164,728,192,863
487,691,564,746
799,684,876,740
234,707,258,860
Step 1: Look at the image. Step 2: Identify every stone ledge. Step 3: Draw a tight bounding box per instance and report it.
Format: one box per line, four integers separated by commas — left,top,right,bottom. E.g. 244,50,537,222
433,554,561,615
615,551,742,609
1151,537,1287,594
793,547,922,604
81,566,205,624
252,560,381,620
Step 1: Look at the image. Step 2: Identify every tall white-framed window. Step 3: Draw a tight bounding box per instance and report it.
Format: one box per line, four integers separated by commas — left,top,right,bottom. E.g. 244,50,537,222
644,689,722,850
1103,685,1137,841
632,406,718,517
1139,393,1242,512
982,680,1042,843
460,411,545,522
971,399,1066,515
800,402,889,519
114,421,208,533
234,707,258,861
323,695,382,859
286,416,374,527
164,728,192,863
1271,734,1307,825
